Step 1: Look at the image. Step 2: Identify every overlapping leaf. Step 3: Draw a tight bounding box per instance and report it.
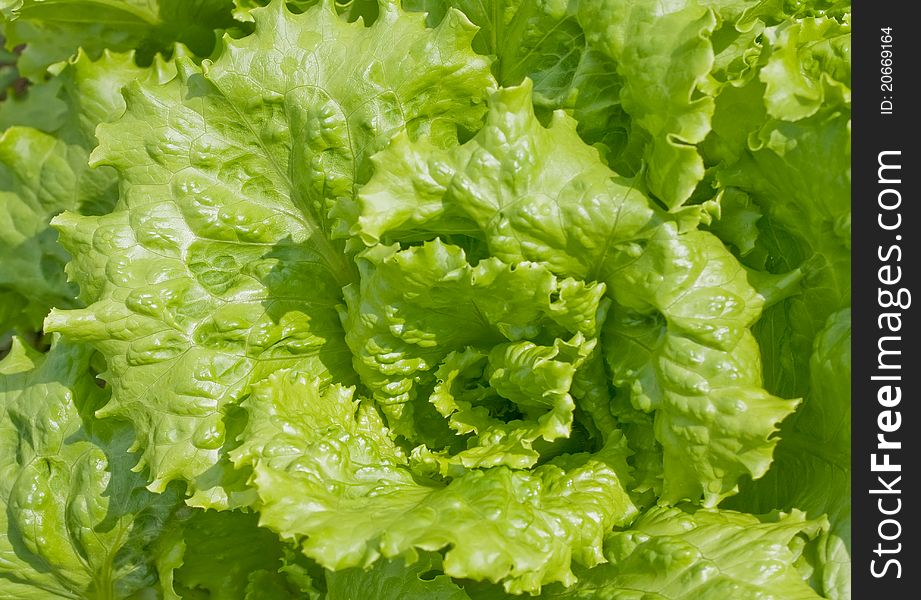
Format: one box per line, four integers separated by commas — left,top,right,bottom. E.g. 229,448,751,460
326,553,469,600
577,0,716,208
340,240,607,458
153,508,322,599
704,11,851,596
43,0,494,505
705,0,849,534
535,507,828,599
231,370,637,594
0,0,238,79
354,82,796,504
0,339,179,599
0,0,851,596
0,50,146,335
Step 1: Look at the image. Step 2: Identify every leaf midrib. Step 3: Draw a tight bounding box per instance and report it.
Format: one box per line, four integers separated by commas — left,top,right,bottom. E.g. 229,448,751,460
203,75,358,289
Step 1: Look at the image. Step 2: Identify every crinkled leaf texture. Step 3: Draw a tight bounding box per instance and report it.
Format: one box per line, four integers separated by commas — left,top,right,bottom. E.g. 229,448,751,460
340,239,608,461
403,0,602,109
354,81,797,506
531,507,829,599
44,0,494,507
0,50,146,335
0,338,178,599
708,12,851,598
577,0,717,209
401,0,648,178
0,0,850,596
231,369,637,595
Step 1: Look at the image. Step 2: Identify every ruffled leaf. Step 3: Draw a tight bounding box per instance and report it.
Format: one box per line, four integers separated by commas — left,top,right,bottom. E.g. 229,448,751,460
0,51,146,335
578,0,717,208
356,82,795,504
232,370,637,594
43,0,494,504
340,239,608,450
0,339,179,599
536,506,828,599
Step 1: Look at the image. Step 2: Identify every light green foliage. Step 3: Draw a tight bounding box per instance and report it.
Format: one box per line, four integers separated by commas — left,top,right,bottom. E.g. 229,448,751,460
355,82,796,506
42,0,494,506
401,0,637,172
404,0,595,104
578,0,717,208
710,10,851,598
340,239,608,453
759,16,850,121
0,50,146,335
0,0,238,79
232,370,636,594
0,339,179,599
533,507,829,599
0,0,851,597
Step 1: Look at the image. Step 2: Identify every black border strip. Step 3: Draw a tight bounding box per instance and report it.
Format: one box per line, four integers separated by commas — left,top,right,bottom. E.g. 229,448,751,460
853,1,918,594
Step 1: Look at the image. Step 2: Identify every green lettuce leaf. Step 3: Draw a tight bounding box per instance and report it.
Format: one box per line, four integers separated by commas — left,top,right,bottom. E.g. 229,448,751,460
0,50,147,335
43,0,494,506
724,108,851,404
725,309,850,599
602,223,799,505
703,12,850,596
351,81,659,270
231,369,637,594
577,0,716,208
532,506,828,599
327,553,469,600
340,239,607,452
234,0,381,23
802,309,850,598
153,508,322,600
419,334,599,473
0,44,20,99
403,0,590,104
0,61,65,131
759,16,850,122
400,1,643,177
355,82,796,505
0,128,80,332
0,0,238,79
0,338,179,599
0,1,852,594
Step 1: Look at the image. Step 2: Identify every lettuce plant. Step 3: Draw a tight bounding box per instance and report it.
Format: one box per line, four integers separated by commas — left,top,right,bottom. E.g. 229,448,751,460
0,1,850,598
